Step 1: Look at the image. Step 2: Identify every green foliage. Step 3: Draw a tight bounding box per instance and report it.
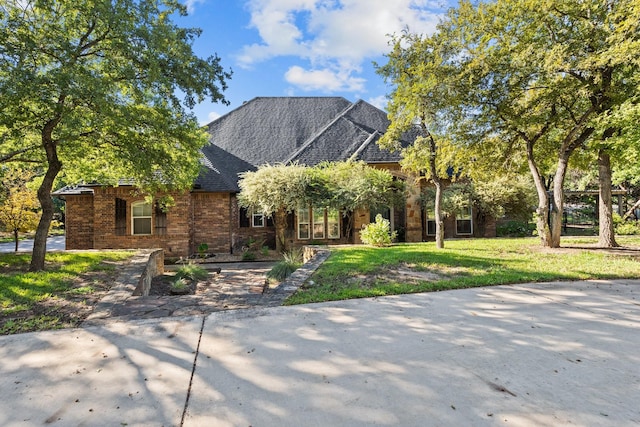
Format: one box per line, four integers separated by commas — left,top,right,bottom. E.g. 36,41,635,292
0,167,40,249
282,247,303,264
175,263,208,282
241,251,257,261
0,251,132,333
197,243,209,258
238,161,400,214
267,249,304,282
285,237,640,305
171,277,189,292
497,221,536,238
615,220,640,235
0,0,231,269
360,214,397,247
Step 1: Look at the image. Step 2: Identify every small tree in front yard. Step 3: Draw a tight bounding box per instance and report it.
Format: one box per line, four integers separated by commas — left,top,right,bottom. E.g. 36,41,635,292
0,168,40,251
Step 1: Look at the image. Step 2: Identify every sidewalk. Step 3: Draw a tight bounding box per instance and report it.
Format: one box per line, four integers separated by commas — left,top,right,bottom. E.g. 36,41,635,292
0,235,65,253
0,280,639,426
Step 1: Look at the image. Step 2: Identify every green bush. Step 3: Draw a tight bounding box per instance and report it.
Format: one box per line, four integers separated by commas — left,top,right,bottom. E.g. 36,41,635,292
615,221,640,235
175,263,208,281
267,249,303,282
242,251,257,261
360,214,397,247
497,220,536,237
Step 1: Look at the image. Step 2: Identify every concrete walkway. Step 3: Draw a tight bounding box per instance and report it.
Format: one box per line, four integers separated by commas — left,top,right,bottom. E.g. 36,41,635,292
0,280,639,426
0,235,65,253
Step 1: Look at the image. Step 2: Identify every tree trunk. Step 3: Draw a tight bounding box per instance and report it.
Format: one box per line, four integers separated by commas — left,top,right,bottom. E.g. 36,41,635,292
30,125,62,271
274,208,288,253
549,155,570,248
424,130,444,249
13,229,19,252
526,140,552,246
597,149,619,247
434,177,444,249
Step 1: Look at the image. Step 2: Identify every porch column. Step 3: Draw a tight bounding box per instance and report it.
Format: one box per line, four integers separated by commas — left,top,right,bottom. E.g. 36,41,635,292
404,175,423,242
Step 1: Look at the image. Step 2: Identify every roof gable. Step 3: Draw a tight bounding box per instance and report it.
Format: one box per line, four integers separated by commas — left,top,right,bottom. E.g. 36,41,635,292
206,97,353,166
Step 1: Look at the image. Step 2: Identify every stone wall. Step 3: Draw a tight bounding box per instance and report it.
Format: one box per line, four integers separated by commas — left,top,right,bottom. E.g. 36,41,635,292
133,249,164,296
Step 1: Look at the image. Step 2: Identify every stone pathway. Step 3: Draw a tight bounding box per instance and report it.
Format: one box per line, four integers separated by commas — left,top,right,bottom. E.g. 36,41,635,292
84,251,330,325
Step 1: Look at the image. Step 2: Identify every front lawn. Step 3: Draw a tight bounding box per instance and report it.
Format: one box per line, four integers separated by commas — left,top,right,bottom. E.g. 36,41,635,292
0,251,133,334
285,237,640,305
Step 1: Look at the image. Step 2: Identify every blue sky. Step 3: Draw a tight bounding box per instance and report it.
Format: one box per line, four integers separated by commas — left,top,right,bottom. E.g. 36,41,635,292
175,0,453,125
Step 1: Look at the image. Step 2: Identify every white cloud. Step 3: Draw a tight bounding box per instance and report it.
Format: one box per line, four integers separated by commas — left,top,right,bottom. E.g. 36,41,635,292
208,111,222,122
285,65,365,92
368,95,388,111
183,0,206,14
237,0,444,93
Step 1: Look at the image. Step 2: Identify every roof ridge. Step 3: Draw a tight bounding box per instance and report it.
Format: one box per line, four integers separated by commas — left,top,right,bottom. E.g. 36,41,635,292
348,130,382,161
285,101,359,164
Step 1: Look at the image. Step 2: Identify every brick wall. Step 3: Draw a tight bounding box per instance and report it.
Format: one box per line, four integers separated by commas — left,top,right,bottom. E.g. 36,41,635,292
191,192,233,254
64,195,94,249
91,187,192,257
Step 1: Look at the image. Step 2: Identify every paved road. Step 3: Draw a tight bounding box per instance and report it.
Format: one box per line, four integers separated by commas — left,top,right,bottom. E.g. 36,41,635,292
0,235,65,253
0,280,638,426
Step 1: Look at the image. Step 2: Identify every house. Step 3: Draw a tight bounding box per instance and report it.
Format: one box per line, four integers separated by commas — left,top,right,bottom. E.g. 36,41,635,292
55,97,495,257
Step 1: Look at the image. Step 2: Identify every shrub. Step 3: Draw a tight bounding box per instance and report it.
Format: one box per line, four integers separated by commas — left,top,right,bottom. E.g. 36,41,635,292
615,220,640,235
497,220,536,237
171,277,189,292
267,249,303,282
360,214,397,247
242,251,257,261
175,263,208,281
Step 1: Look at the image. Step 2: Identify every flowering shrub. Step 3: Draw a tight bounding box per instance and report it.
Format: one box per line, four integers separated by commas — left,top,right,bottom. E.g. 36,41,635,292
360,214,397,246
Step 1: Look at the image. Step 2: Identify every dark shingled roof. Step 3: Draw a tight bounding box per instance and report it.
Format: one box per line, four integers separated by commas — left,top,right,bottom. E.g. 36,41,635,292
59,97,413,195
200,97,412,190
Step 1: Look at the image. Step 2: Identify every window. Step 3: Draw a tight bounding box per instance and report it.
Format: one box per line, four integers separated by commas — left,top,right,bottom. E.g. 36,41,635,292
298,207,310,239
132,201,152,235
425,209,436,236
252,212,264,227
327,209,340,239
239,207,251,228
456,202,473,235
297,207,340,240
313,208,325,239
115,198,127,236
240,207,274,228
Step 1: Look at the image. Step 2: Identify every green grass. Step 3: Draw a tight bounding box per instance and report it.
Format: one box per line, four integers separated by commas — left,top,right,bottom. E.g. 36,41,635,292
285,237,640,305
0,251,133,329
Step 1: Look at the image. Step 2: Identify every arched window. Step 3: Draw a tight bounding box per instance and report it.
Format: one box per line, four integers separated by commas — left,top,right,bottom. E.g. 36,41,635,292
132,201,152,235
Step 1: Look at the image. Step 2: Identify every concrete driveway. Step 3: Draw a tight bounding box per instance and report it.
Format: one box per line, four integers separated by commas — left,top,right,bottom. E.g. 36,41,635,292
0,280,638,426
0,235,65,253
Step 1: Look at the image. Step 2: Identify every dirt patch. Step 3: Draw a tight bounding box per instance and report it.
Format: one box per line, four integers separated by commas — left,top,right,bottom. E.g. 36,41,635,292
148,271,223,296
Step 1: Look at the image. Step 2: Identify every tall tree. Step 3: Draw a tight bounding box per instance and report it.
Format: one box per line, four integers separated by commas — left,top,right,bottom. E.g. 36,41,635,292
443,0,640,247
0,0,230,270
377,32,459,249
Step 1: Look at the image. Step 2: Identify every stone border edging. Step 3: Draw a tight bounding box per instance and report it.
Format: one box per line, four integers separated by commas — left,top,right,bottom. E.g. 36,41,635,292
84,249,163,324
270,246,330,296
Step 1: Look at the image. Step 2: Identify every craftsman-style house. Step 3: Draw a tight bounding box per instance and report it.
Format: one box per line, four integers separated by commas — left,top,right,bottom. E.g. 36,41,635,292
56,97,495,257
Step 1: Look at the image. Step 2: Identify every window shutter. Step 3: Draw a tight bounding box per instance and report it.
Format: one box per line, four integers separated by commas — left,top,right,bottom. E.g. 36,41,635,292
115,198,126,236
155,202,167,236
239,207,250,228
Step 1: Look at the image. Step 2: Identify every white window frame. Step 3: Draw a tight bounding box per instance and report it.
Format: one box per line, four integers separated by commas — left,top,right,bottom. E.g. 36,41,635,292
327,208,340,239
132,201,152,235
252,212,265,227
297,207,310,240
456,202,473,235
313,207,325,239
